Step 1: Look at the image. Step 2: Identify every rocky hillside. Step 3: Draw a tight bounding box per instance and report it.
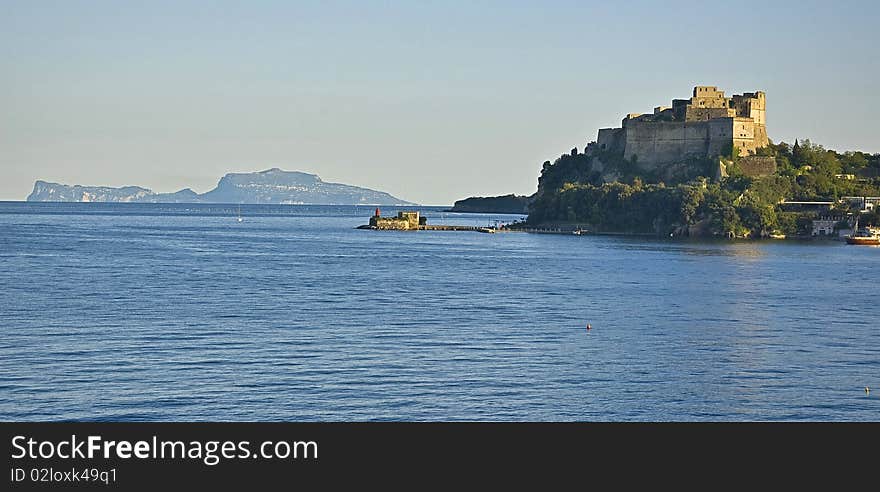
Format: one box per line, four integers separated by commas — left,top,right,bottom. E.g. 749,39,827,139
197,168,412,205
27,169,414,205
27,181,153,202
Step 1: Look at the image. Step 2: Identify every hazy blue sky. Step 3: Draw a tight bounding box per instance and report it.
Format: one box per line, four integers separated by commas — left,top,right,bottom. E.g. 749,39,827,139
2,0,878,203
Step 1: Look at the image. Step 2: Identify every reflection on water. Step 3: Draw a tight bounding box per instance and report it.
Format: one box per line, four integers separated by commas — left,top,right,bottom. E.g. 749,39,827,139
0,202,877,421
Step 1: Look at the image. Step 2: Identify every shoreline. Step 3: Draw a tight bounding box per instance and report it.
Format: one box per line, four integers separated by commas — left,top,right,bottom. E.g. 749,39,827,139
505,223,854,241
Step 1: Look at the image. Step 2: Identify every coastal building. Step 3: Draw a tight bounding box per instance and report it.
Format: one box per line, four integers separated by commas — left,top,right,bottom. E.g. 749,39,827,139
811,219,837,237
811,214,852,237
368,210,425,230
842,196,880,212
585,85,774,176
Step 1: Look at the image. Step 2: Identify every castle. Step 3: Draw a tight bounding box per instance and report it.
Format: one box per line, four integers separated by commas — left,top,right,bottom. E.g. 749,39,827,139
587,86,769,168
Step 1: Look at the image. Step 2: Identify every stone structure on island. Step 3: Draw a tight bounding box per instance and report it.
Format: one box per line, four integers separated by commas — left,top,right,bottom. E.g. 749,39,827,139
359,209,505,232
367,209,425,230
585,85,775,178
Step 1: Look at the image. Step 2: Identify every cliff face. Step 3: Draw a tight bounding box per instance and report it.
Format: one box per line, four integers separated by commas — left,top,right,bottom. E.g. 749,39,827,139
27,181,153,202
26,169,414,205
139,188,204,203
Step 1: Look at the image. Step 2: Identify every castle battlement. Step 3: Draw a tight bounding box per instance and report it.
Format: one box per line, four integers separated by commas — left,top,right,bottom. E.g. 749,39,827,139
589,85,769,167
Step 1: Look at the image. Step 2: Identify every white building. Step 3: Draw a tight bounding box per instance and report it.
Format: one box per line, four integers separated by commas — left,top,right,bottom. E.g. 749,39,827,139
811,219,837,237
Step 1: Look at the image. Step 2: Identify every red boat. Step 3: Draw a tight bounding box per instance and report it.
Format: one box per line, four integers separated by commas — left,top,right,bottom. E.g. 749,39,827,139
846,227,880,245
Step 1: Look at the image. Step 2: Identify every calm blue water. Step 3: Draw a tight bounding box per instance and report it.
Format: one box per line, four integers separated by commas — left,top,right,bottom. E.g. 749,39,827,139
0,202,877,421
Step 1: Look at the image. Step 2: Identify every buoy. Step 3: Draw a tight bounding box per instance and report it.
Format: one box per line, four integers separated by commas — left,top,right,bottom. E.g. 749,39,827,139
586,323,592,332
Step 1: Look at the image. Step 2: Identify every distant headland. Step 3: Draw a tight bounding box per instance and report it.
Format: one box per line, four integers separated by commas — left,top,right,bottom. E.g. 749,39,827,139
447,194,531,214
26,168,415,206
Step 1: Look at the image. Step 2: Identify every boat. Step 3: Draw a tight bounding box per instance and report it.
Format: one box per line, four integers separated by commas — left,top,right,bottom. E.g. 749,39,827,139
845,226,880,245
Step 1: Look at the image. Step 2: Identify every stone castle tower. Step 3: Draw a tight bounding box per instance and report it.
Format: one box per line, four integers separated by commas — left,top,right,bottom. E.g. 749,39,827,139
588,86,769,167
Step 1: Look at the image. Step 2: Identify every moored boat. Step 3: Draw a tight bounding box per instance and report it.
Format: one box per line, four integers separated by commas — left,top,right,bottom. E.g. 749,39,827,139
846,226,880,245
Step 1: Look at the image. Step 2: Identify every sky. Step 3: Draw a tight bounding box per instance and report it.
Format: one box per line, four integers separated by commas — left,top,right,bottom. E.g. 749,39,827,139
1,0,878,204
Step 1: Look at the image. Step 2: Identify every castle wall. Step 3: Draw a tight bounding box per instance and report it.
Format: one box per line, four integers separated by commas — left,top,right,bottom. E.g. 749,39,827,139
621,117,768,166
730,117,768,154
370,217,415,230
753,124,768,148
622,121,712,165
685,107,736,121
732,118,755,154
596,127,625,153
707,118,735,156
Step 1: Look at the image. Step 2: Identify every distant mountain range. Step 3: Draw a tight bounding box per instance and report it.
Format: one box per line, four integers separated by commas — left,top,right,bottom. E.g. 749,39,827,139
27,168,415,205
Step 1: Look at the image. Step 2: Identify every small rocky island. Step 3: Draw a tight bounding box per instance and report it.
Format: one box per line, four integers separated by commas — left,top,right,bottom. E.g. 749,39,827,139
447,194,531,214
27,168,414,205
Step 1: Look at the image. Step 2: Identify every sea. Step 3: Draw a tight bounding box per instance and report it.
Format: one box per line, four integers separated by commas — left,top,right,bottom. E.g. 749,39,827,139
0,202,877,421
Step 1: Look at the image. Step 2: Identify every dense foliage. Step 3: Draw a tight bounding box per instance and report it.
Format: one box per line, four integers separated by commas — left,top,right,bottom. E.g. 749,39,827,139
450,194,530,214
527,140,880,237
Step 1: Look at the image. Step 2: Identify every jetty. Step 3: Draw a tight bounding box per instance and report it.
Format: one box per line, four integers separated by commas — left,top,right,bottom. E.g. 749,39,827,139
357,209,505,233
358,209,620,236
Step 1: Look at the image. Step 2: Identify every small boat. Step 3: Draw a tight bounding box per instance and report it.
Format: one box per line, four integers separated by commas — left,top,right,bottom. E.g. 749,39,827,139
572,229,587,235
845,226,880,245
